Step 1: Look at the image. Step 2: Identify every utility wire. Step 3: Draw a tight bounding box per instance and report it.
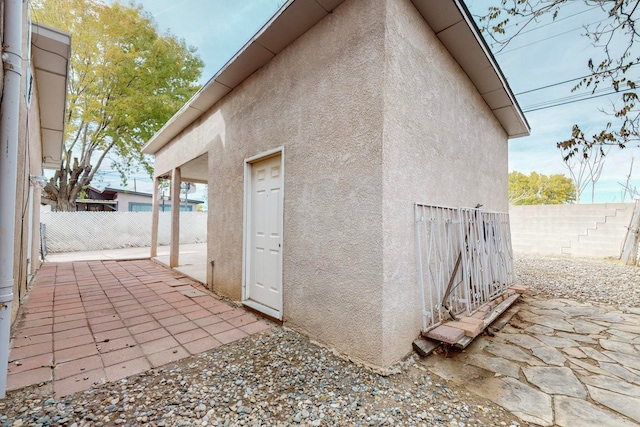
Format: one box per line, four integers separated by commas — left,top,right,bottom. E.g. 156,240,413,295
524,85,615,110
500,4,601,35
523,87,637,112
525,79,638,109
495,4,601,32
496,19,607,56
516,61,640,95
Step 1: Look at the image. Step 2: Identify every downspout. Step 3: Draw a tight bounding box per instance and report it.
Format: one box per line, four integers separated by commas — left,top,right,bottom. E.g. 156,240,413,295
0,0,24,398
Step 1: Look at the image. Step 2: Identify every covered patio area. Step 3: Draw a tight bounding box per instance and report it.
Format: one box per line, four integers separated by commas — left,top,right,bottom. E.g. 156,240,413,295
7,258,271,397
46,243,208,286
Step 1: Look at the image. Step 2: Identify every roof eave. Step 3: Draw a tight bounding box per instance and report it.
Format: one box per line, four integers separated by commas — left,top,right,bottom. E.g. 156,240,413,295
142,0,344,155
411,0,530,138
142,0,529,155
31,23,71,169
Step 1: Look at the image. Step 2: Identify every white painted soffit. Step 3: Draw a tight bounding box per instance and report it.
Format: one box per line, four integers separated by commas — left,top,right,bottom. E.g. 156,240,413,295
31,23,71,169
143,0,529,155
411,0,530,138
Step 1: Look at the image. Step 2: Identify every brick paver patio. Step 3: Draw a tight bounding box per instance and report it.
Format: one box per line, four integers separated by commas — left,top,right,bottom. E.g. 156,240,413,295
8,260,271,397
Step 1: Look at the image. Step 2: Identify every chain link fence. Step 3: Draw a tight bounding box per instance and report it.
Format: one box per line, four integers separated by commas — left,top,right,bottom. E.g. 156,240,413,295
41,211,207,253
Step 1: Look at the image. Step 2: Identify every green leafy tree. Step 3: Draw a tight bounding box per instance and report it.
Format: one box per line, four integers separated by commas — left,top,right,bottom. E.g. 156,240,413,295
32,0,203,211
509,171,576,205
477,1,639,159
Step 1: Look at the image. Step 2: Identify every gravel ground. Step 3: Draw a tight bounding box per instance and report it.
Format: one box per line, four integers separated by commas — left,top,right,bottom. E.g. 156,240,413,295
514,255,640,308
4,254,638,427
1,328,519,427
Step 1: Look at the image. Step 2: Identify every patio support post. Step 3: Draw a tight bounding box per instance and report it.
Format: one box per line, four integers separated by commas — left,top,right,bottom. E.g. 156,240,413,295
0,0,23,399
150,176,161,257
170,168,181,267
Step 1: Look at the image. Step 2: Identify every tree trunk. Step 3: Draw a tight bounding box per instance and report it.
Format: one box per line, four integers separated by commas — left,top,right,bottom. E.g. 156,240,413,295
54,197,76,212
621,200,640,265
42,178,79,212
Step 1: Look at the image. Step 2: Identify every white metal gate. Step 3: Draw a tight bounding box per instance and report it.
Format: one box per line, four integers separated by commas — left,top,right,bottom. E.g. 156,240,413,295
415,203,514,331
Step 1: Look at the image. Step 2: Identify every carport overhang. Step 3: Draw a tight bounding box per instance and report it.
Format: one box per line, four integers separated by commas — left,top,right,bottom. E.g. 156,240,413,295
141,0,529,157
155,153,209,184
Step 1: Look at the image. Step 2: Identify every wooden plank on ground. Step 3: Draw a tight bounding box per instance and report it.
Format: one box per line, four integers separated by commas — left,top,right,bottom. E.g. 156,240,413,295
413,338,439,357
483,294,520,329
453,294,521,348
453,336,473,349
489,306,520,332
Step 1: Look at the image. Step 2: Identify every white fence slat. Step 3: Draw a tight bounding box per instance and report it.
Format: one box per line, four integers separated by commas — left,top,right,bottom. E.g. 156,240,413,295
41,211,207,253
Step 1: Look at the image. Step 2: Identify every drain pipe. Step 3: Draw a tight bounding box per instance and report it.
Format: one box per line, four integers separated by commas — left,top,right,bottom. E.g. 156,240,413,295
0,0,24,398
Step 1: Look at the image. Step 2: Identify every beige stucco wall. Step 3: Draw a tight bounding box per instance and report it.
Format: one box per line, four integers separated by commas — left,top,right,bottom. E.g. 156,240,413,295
155,0,387,365
152,0,511,368
379,0,510,365
27,73,45,286
12,2,46,322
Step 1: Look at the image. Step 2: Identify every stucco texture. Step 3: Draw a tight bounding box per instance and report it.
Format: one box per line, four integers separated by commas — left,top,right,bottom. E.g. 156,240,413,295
379,0,509,365
11,2,46,322
155,0,387,365
151,0,510,367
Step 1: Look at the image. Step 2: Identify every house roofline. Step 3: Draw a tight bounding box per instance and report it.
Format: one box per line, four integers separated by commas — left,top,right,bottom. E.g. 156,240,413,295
31,23,71,169
453,0,529,135
142,0,529,155
87,186,205,204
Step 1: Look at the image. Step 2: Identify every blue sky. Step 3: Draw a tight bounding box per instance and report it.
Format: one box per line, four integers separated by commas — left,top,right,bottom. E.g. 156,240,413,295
99,0,286,202
102,0,639,203
466,0,640,203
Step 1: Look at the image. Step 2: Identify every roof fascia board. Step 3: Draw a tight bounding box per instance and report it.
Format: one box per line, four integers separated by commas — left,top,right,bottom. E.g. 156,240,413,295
412,0,529,137
142,0,299,154
100,186,205,203
143,0,529,155
453,0,530,136
31,23,71,168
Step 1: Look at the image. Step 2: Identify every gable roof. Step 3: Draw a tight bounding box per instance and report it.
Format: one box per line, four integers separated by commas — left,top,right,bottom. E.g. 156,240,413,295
142,0,529,155
31,23,71,169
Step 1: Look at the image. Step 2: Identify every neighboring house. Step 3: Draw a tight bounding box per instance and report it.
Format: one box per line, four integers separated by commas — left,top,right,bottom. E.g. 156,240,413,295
142,0,529,369
0,1,70,323
75,186,203,212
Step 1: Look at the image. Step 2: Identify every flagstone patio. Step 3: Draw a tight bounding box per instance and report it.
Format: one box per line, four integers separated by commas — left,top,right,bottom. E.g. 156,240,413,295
420,295,640,427
8,259,271,397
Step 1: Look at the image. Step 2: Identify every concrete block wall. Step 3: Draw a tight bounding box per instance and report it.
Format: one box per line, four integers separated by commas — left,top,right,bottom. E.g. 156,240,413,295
510,203,636,258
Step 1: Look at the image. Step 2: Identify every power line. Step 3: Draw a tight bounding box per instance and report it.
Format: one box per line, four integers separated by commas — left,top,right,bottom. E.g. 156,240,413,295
516,61,640,95
524,86,612,111
496,19,607,56
496,3,601,32
499,4,601,35
523,86,636,113
524,79,632,110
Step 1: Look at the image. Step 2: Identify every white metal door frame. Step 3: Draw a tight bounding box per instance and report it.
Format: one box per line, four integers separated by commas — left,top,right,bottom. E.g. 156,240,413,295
242,146,284,320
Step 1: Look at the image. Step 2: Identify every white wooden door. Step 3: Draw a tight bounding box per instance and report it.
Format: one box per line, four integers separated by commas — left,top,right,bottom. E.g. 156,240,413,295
246,154,283,315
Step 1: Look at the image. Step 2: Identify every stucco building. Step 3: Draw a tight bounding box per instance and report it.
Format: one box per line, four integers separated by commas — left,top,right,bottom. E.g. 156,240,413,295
142,0,529,368
0,1,70,322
